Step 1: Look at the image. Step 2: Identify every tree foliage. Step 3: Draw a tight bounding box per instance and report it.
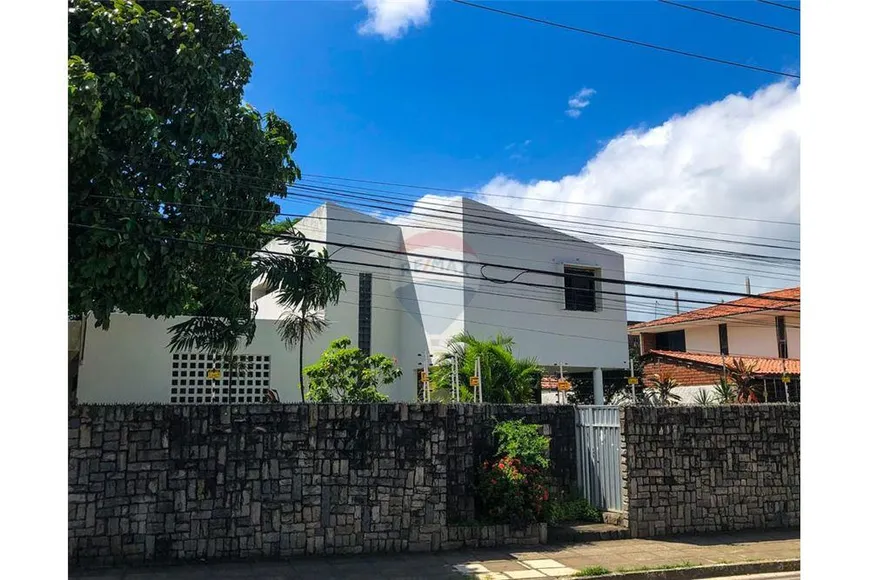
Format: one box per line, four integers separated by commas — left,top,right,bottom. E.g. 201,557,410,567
69,0,302,328
304,337,401,403
429,333,542,404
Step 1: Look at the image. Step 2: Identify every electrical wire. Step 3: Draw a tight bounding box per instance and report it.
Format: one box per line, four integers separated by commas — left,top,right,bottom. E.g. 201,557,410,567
69,218,800,312
305,172,801,227
449,0,800,79
757,0,800,12
657,0,799,36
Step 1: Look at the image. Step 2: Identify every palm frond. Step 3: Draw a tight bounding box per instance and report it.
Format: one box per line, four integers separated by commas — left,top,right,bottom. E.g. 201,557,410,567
276,311,330,347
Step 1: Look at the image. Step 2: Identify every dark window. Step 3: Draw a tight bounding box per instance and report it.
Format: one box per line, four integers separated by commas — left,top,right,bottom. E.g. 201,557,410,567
654,330,686,352
358,273,372,356
718,323,729,355
564,266,597,311
775,316,788,358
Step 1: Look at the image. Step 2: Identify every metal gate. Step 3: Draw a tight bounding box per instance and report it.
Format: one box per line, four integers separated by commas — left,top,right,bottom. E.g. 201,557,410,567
574,406,623,512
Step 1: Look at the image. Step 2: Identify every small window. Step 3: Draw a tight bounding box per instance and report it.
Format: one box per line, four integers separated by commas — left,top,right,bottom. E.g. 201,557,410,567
358,273,373,355
776,316,788,358
655,330,686,352
564,266,597,311
718,324,729,355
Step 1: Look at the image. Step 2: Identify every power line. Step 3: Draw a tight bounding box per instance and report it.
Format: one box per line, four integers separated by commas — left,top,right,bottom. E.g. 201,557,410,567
288,184,800,265
306,173,801,227
80,198,800,301
449,0,800,79
658,0,799,36
69,217,800,311
757,0,800,12
302,175,801,245
89,190,800,284
70,222,797,348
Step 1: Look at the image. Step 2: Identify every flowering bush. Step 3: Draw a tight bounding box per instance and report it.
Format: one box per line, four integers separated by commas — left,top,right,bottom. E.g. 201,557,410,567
477,457,549,528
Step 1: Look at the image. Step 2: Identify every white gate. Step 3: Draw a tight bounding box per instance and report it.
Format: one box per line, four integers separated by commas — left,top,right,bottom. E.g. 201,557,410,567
574,406,623,512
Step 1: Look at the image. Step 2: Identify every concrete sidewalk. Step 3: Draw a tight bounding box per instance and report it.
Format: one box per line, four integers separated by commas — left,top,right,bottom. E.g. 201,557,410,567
70,529,799,580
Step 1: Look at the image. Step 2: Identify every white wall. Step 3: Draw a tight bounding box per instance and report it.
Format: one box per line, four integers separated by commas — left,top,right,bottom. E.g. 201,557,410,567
786,315,800,359
458,199,629,370
727,322,779,358
686,325,720,355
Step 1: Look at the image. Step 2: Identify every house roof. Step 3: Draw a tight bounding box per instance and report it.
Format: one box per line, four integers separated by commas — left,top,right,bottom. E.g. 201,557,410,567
629,287,800,332
648,350,800,376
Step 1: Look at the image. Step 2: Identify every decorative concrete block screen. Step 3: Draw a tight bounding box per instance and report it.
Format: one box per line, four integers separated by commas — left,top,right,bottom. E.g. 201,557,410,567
169,353,271,404
68,403,576,567
620,404,800,538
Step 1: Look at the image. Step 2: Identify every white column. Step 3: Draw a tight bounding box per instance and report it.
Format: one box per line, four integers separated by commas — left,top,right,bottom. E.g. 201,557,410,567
593,367,604,405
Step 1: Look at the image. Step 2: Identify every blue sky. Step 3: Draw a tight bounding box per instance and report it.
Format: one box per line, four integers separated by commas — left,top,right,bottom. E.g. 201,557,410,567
224,0,801,316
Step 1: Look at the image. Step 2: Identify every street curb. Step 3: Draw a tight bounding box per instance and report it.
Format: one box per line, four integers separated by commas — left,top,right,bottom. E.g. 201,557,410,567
568,559,800,580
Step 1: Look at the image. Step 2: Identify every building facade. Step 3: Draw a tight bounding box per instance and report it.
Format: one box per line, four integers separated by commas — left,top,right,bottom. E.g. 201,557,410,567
628,287,800,402
74,199,630,404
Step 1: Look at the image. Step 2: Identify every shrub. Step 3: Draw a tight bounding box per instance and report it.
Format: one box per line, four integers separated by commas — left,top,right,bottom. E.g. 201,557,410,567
545,493,602,524
492,419,550,469
477,456,549,528
476,419,551,528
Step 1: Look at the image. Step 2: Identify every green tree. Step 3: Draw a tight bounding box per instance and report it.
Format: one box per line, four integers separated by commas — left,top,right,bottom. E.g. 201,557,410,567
305,338,401,403
252,244,345,401
69,0,302,328
429,333,542,404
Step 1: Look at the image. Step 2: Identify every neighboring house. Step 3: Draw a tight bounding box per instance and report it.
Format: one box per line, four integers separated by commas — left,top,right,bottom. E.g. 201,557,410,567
628,287,800,403
75,199,630,404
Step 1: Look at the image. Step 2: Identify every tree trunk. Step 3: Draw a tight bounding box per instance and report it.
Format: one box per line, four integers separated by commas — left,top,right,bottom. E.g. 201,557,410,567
299,331,306,402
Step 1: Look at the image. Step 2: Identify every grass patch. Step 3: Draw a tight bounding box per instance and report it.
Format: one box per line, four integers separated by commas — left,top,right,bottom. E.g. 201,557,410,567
574,565,611,577
616,561,699,573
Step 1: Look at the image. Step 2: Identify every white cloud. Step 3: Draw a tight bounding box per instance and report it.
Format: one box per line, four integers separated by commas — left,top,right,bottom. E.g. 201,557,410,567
384,82,800,319
358,0,433,40
478,81,801,318
566,87,596,118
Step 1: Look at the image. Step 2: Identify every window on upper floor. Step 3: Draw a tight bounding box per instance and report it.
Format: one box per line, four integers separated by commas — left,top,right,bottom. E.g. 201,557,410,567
718,323,729,355
654,330,686,352
776,316,788,358
564,266,597,311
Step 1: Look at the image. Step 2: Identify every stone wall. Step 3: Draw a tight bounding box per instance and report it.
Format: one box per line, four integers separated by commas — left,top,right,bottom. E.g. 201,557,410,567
620,404,800,537
69,403,575,567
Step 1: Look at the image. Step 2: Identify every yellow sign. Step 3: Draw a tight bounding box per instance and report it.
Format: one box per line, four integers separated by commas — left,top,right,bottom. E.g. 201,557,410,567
470,376,480,387
781,375,791,384
628,377,639,385
557,379,571,391
420,371,429,382
206,369,221,380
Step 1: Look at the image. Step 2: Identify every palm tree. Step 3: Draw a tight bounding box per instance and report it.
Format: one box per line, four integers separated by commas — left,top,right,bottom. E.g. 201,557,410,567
712,378,737,404
276,310,329,401
430,332,542,404
252,237,344,402
645,373,682,406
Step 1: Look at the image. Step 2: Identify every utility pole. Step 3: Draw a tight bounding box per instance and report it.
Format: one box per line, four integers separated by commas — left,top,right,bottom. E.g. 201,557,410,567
629,357,637,404
418,348,432,403
473,356,483,403
674,291,680,314
450,357,459,403
745,277,751,295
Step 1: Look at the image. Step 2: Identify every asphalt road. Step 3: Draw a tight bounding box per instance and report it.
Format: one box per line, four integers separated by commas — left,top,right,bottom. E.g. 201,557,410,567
703,574,799,580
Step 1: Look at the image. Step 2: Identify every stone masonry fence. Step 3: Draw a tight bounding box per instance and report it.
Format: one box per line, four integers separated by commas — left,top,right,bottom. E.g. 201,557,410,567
69,403,799,568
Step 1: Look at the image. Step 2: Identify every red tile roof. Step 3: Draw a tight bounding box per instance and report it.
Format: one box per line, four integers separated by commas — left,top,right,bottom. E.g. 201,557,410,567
629,287,800,331
648,350,800,375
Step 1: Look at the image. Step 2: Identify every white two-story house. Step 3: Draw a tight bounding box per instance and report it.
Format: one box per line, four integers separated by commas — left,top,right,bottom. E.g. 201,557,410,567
74,199,630,404
627,287,800,402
